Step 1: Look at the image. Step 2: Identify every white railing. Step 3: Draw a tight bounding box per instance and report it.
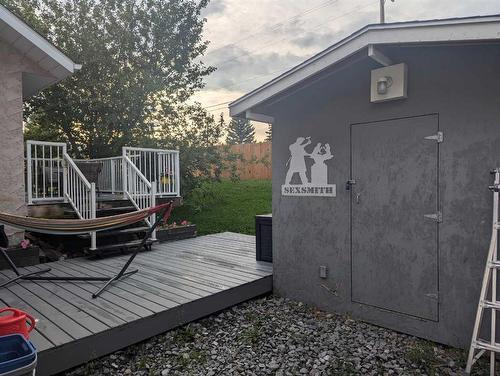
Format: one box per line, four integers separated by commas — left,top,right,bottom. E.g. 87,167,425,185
63,153,97,249
123,155,156,239
74,157,123,194
25,142,181,246
123,147,180,197
26,141,66,204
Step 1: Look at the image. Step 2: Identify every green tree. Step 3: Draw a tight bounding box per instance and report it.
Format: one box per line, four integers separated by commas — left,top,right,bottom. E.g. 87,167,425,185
226,118,255,145
6,0,214,158
217,113,226,139
265,123,272,142
154,103,238,195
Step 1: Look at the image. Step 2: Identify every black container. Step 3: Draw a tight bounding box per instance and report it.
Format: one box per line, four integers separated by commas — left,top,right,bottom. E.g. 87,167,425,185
156,225,197,242
255,214,272,262
0,246,40,270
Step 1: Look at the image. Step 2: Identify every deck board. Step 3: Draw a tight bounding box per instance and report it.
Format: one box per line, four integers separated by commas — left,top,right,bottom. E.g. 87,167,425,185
39,264,152,318
0,233,272,376
0,275,107,334
70,260,198,303
23,265,140,323
50,262,172,312
8,276,118,330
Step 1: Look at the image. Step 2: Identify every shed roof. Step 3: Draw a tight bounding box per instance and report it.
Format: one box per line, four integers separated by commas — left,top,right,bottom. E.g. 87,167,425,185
0,4,81,97
229,14,500,119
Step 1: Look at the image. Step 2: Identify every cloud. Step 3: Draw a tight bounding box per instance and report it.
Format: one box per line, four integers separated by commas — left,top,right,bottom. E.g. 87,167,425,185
201,0,226,17
292,31,336,48
196,0,500,143
202,44,304,92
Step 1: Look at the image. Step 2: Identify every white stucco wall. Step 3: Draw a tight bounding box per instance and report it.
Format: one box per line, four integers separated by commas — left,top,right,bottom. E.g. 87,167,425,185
0,40,53,244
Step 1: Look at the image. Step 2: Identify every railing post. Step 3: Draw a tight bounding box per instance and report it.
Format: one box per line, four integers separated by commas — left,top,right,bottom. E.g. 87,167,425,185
110,159,116,194
175,151,180,196
150,183,157,241
122,148,127,194
90,182,97,251
26,142,33,204
62,145,68,203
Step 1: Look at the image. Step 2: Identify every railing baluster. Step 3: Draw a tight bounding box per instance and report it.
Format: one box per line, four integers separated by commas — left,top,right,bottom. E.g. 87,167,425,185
169,153,172,194
175,152,180,196
41,145,44,199
57,146,60,197
170,153,174,193
34,145,38,200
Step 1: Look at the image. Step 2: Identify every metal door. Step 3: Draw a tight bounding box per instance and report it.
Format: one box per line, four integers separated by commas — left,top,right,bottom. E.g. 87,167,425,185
350,114,439,321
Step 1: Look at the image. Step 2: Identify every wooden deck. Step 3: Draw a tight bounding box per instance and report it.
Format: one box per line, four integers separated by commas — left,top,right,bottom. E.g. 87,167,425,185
0,233,273,376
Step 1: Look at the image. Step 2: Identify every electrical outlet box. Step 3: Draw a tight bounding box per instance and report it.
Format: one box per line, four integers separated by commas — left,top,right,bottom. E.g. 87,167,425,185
371,63,408,103
319,265,328,279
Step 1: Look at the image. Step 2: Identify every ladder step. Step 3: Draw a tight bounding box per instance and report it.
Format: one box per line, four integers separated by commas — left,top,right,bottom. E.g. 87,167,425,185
482,300,500,309
466,171,500,375
474,339,500,353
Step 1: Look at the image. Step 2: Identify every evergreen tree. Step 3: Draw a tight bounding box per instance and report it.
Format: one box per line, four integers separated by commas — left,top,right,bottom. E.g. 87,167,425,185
265,123,272,142
226,118,255,144
217,113,226,140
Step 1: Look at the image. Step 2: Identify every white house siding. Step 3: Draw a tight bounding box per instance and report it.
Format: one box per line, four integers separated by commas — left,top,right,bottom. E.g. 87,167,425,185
0,40,53,244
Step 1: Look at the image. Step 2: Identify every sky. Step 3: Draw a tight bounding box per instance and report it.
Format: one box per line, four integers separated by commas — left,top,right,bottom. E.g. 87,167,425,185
193,0,500,142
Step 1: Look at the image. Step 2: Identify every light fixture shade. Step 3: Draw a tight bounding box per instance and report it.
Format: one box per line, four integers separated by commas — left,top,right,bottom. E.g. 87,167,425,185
376,76,393,95
370,63,407,103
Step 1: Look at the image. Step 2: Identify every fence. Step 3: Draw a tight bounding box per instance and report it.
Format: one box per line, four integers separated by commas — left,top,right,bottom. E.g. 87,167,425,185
221,142,272,180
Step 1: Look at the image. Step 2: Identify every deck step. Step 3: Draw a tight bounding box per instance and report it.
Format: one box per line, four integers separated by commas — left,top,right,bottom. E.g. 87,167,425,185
96,194,126,202
88,238,156,257
78,226,150,239
96,206,136,216
63,205,137,217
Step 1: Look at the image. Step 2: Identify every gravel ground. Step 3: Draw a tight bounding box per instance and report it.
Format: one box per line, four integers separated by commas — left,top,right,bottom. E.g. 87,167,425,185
63,295,488,376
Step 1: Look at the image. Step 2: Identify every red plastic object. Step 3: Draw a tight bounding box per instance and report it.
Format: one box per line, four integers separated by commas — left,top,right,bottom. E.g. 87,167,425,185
0,308,36,339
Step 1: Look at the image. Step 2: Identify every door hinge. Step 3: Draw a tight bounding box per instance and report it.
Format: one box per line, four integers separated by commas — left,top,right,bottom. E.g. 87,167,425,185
425,292,439,301
424,211,443,223
424,131,444,143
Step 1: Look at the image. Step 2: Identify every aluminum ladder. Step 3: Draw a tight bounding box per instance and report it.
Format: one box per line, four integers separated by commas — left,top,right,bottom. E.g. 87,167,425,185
466,168,500,375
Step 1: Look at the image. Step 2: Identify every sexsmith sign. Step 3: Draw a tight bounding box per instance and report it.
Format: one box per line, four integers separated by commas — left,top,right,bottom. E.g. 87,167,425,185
281,136,336,197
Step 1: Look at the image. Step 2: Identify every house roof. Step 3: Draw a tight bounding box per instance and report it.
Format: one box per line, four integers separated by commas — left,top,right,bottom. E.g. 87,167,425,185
0,4,81,97
229,14,500,119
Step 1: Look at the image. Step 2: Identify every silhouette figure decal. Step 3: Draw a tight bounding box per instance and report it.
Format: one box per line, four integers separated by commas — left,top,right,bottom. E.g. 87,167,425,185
282,137,336,197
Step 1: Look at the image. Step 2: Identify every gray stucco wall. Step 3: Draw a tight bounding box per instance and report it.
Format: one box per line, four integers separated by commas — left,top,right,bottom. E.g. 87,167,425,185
0,40,51,244
267,44,500,348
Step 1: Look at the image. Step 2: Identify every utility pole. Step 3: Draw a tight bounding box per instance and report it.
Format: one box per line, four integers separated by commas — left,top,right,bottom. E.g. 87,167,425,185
379,0,395,23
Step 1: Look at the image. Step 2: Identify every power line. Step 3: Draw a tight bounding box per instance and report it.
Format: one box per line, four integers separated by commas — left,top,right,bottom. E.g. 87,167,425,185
204,0,339,58
204,101,232,109
203,67,292,112
209,0,378,70
206,105,230,113
223,66,295,90
202,1,380,115
202,68,295,111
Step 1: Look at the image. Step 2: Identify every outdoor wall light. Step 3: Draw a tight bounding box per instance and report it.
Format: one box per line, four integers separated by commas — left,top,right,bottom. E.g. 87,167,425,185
376,76,393,95
370,63,407,102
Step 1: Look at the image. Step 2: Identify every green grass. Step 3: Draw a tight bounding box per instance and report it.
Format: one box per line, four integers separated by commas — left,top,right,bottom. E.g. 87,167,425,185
170,180,271,235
